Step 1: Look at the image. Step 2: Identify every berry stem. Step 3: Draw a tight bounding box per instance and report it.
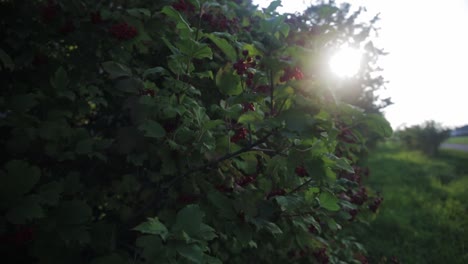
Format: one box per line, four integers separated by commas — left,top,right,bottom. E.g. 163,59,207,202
269,69,275,114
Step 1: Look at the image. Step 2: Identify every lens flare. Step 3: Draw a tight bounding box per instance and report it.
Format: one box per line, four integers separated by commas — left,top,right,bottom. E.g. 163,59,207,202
329,47,362,77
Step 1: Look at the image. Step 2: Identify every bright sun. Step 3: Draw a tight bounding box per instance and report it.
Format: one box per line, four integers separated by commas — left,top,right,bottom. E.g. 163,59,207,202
329,47,362,77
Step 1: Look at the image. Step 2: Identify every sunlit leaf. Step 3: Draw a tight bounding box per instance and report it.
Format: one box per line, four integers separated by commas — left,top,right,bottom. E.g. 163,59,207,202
134,217,169,240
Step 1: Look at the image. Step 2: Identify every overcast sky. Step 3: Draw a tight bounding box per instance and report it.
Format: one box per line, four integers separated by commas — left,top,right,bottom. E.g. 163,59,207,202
252,0,468,129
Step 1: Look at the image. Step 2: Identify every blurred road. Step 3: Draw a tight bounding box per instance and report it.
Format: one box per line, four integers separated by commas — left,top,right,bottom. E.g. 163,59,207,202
440,143,468,152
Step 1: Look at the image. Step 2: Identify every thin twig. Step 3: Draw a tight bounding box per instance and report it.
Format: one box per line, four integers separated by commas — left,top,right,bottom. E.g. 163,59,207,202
289,178,315,194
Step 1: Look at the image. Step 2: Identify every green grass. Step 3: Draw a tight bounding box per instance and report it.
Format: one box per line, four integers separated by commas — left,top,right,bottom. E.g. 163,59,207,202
444,136,468,145
355,142,468,263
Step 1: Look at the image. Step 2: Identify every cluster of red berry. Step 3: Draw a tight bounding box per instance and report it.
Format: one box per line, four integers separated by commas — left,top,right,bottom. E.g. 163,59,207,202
235,175,256,187
340,171,361,183
201,13,240,32
242,102,255,112
59,20,75,35
313,248,330,264
109,22,138,40
254,84,270,94
295,165,308,177
369,196,383,212
266,189,286,199
230,127,248,143
349,187,368,205
40,0,58,23
337,126,357,144
215,184,234,193
354,253,369,264
287,249,308,259
32,53,48,66
139,89,155,97
308,224,318,234
177,194,199,205
90,11,103,24
339,166,368,183
172,0,195,14
0,226,34,246
279,66,304,82
348,208,359,221
234,50,260,87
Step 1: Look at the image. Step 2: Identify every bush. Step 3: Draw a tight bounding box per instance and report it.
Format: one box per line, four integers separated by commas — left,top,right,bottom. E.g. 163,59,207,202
396,121,450,156
0,0,391,263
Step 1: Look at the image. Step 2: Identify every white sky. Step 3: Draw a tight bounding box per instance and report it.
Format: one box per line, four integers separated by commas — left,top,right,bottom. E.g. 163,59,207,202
253,0,468,129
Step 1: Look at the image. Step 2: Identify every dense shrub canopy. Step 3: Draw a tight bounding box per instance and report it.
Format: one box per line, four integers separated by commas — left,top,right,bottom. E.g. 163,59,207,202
0,0,391,263
396,121,450,156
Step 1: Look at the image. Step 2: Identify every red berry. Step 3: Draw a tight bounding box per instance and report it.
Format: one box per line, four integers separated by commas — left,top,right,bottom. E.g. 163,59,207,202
230,127,248,143
59,20,75,34
235,176,255,187
177,194,199,204
267,189,286,199
242,50,249,56
90,11,102,24
242,103,255,112
255,85,270,93
40,1,58,23
215,184,233,193
294,67,304,80
313,248,329,264
110,22,138,40
172,0,195,13
308,225,318,234
295,166,308,177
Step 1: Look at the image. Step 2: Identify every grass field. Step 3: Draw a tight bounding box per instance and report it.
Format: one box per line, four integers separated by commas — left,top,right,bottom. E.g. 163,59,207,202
444,136,468,145
354,143,468,263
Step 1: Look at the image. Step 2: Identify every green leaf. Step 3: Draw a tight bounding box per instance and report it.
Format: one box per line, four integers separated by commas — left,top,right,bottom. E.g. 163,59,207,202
335,157,354,173
63,172,82,195
51,67,69,90
91,254,128,264
133,217,169,240
173,204,215,239
176,39,212,60
319,192,340,211
161,6,192,32
0,48,14,70
6,195,44,224
278,109,314,133
59,225,91,245
0,160,41,200
238,111,263,125
195,70,214,79
304,187,319,202
136,235,166,262
38,181,63,206
176,243,204,263
127,8,151,19
75,138,94,155
193,44,212,60
365,113,393,137
174,205,203,234
207,191,236,219
143,66,168,79
205,255,223,264
215,64,242,96
252,219,283,235
138,120,166,138
9,93,37,112
266,0,282,12
206,33,237,61
56,200,92,225
102,61,132,79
